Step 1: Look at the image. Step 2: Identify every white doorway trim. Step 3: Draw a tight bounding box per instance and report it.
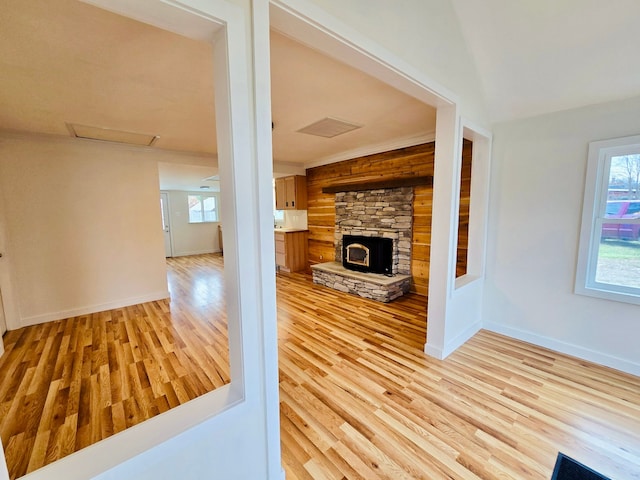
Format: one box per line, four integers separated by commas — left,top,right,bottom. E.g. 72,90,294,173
160,192,173,258
426,112,493,359
0,187,19,339
270,0,468,360
454,121,493,291
0,293,5,338
270,0,458,108
0,1,283,479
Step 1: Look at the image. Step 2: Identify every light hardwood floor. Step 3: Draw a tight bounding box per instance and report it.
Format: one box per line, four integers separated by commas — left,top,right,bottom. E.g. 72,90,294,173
0,254,230,479
0,254,638,479
276,272,640,480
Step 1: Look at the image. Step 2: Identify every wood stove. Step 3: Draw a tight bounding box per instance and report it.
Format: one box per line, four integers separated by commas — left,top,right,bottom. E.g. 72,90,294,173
342,234,393,275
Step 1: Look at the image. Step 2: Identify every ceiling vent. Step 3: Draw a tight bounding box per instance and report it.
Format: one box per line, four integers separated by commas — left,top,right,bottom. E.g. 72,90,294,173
297,117,362,138
67,123,159,147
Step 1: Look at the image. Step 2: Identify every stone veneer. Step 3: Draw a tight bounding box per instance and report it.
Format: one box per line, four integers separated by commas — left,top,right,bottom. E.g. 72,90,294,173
311,262,411,303
311,186,414,303
334,187,413,275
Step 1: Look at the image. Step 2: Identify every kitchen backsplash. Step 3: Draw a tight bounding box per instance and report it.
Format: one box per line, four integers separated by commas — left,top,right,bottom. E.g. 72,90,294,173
283,210,308,230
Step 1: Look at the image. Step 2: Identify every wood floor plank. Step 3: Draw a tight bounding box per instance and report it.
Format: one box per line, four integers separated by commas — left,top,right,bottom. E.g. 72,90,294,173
0,254,230,478
1,254,639,479
276,269,640,480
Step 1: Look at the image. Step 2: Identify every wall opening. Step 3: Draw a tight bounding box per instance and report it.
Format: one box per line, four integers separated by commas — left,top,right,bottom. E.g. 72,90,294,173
455,139,473,278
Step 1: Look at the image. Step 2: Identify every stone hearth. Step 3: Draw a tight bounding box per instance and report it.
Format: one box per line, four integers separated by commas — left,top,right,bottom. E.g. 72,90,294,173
311,262,411,303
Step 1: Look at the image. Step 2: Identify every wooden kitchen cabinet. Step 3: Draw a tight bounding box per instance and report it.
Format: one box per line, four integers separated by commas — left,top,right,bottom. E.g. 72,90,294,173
275,175,307,210
275,177,286,211
275,230,308,272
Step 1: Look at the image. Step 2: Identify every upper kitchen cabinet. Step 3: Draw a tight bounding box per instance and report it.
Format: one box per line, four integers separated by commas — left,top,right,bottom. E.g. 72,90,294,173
275,175,307,210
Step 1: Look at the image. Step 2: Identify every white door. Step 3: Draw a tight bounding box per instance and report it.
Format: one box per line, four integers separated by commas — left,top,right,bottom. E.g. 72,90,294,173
160,193,173,257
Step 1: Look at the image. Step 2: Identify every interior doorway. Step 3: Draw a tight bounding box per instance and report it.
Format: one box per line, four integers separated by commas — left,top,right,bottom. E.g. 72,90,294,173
160,192,173,257
0,290,6,336
0,200,14,337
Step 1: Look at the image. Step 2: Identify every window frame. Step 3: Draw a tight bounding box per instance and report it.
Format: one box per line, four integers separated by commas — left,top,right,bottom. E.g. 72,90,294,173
187,193,219,224
575,134,640,305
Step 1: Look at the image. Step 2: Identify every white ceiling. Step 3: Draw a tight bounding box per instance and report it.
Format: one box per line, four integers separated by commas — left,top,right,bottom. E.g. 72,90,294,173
450,0,640,122
0,0,436,191
4,1,640,191
0,0,218,154
269,32,436,165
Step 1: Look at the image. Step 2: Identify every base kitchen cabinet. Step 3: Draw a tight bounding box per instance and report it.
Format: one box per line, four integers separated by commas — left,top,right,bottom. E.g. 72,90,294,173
275,230,308,272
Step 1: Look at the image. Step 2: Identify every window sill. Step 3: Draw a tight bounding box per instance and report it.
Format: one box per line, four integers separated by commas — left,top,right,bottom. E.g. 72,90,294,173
575,283,640,306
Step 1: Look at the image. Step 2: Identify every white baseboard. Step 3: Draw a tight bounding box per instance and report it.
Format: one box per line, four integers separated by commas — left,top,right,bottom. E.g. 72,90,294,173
424,321,482,360
172,249,219,257
442,321,482,358
424,342,443,359
20,290,170,327
484,322,640,377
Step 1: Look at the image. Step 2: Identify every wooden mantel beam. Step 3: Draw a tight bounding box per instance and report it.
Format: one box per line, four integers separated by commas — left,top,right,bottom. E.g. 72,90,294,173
321,175,433,194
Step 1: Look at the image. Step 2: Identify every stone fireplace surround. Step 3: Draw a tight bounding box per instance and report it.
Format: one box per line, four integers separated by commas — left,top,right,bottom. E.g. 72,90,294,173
334,187,413,273
311,186,413,302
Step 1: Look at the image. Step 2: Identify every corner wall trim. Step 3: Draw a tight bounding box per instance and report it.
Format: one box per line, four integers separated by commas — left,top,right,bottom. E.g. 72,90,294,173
424,321,482,360
484,322,640,377
424,342,444,359
442,321,482,358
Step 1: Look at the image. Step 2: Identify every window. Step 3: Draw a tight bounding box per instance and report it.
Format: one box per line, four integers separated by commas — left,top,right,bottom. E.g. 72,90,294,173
188,194,218,223
576,134,640,304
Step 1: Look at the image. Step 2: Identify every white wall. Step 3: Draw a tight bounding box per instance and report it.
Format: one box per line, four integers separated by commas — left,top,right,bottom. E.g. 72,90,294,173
0,133,168,327
92,403,269,480
305,0,488,124
0,0,284,478
164,190,221,256
0,0,495,478
484,95,640,375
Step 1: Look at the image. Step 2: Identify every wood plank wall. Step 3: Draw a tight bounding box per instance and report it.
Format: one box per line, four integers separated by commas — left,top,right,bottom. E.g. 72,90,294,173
456,139,473,278
306,141,472,297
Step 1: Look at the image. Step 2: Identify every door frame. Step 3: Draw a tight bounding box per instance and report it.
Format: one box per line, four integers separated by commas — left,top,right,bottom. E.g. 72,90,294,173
0,290,6,337
160,191,173,257
0,186,19,339
0,1,283,479
270,0,491,360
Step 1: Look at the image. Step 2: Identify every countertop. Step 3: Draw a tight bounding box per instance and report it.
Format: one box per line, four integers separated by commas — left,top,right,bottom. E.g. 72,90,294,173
274,228,309,233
